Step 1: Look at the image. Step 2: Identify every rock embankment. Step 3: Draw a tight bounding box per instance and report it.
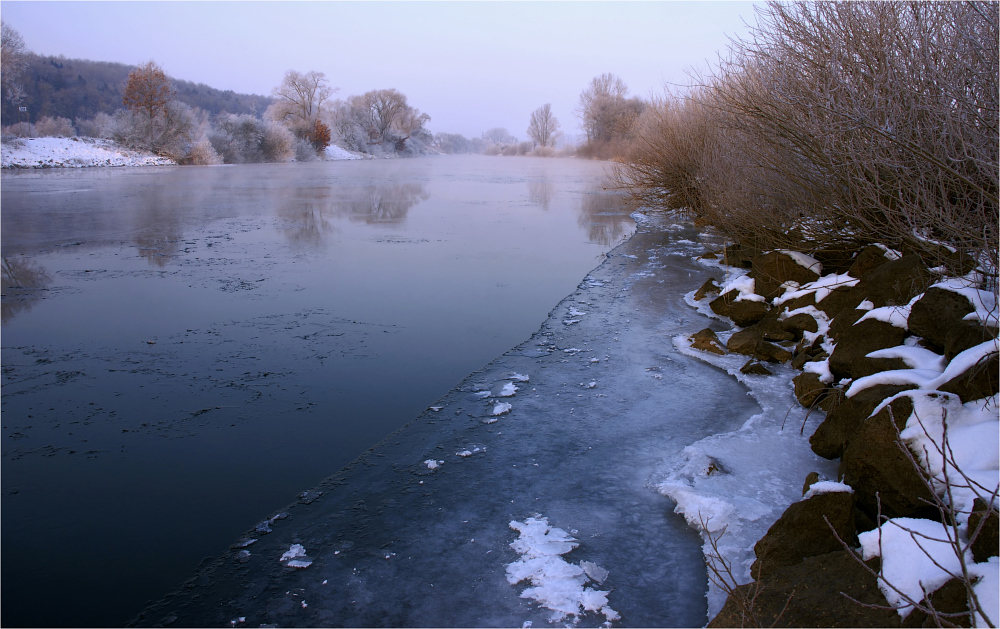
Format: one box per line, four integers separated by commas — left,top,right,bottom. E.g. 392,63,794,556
685,244,999,628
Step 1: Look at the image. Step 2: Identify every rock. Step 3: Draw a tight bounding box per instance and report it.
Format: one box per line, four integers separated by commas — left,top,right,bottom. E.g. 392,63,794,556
828,319,908,380
694,277,722,301
720,244,756,269
848,245,892,279
708,551,901,628
727,327,792,362
690,328,726,355
900,577,972,628
938,352,999,403
751,491,857,578
709,290,738,317
815,285,865,319
860,255,933,308
741,360,773,376
811,248,857,276
840,396,939,521
945,322,998,361
828,307,866,341
779,291,817,314
802,472,821,496
755,342,792,363
968,497,999,563
698,250,720,260
791,351,810,370
793,372,826,408
908,288,976,352
810,384,917,459
781,313,819,339
728,300,771,327
751,317,796,342
749,251,821,301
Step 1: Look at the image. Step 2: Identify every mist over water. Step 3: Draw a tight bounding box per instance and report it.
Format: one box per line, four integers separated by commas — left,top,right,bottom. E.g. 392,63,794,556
1,156,634,628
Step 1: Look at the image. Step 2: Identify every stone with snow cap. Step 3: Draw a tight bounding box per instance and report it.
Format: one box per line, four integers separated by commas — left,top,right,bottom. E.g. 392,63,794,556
749,251,821,301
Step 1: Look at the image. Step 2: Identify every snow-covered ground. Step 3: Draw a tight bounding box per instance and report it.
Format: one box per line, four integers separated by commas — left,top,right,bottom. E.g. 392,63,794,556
1,136,366,168
1,136,176,168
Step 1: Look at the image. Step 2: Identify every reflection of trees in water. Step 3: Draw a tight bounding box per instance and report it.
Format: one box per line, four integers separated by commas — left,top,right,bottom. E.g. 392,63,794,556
527,180,554,211
577,188,632,246
2,257,52,324
276,182,430,245
136,233,183,267
334,183,429,224
134,184,187,267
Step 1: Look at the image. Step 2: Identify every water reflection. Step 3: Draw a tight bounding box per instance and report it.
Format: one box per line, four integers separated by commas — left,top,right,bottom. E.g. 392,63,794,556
332,182,429,225
1,257,52,323
578,188,633,246
527,180,554,211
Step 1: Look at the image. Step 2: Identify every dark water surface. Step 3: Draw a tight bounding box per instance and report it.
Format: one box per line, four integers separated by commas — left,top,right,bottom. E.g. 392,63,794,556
1,156,634,627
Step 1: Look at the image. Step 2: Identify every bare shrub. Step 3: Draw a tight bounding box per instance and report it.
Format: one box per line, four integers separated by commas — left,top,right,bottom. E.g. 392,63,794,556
75,112,115,138
34,116,76,137
293,138,318,162
112,100,196,160
1,122,34,138
208,114,293,164
187,137,222,165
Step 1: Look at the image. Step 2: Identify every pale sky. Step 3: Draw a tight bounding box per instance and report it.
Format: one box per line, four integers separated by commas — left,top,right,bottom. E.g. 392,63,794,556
1,1,760,140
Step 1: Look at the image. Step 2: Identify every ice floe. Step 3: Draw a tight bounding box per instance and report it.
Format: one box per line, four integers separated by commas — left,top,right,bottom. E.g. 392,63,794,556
280,544,313,569
492,402,512,416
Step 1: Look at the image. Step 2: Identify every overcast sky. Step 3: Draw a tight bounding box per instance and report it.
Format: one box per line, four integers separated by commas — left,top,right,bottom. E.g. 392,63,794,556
2,1,760,140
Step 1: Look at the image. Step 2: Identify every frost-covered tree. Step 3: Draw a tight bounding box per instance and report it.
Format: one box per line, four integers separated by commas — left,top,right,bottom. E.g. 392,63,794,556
483,127,516,145
1,21,29,106
267,70,336,137
208,113,294,164
123,61,173,120
578,73,644,145
527,104,560,148
333,88,430,154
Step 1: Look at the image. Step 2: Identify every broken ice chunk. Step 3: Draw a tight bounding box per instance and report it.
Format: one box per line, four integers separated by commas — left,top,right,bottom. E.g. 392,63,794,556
568,308,587,316
563,319,581,325
498,382,518,397
581,561,609,584
473,391,492,399
581,381,597,389
424,459,441,470
457,450,473,457
280,544,313,569
590,358,599,363
509,373,530,382
493,402,512,415
429,406,443,412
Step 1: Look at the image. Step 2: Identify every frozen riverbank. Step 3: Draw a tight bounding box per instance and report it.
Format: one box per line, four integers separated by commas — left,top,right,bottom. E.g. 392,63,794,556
0,136,364,168
132,214,774,627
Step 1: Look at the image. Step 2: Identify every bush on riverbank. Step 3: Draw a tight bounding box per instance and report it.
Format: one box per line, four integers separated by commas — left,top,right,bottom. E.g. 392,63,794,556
614,1,999,280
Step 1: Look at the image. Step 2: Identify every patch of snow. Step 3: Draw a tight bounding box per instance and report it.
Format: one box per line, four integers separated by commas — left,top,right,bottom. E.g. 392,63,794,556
777,250,823,275
505,516,619,624
845,368,944,397
492,402,512,416
802,481,853,500
859,518,964,618
857,300,875,310
803,358,834,384
324,144,364,160
2,136,175,169
774,273,859,305
970,558,999,628
867,346,947,372
856,301,913,329
720,274,764,303
932,279,999,328
875,243,903,260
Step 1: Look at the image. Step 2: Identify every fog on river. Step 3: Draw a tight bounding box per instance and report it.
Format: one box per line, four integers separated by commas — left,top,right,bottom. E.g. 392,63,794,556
0,156,634,628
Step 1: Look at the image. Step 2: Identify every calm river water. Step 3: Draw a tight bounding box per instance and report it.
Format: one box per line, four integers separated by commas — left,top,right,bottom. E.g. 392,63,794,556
1,156,634,627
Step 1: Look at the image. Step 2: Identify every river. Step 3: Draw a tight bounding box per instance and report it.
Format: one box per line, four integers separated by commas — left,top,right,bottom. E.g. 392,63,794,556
2,156,639,627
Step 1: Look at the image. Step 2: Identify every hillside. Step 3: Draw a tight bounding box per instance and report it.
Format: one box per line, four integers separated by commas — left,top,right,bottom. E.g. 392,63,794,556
0,54,274,126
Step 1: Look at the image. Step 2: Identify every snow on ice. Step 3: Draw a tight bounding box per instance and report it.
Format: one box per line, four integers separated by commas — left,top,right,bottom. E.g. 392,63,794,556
505,517,620,624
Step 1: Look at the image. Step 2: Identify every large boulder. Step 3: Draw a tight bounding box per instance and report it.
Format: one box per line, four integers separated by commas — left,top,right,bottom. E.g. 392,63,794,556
815,285,866,319
945,322,998,361
938,352,999,403
908,288,976,352
719,243,756,269
840,396,939,521
749,251,822,301
793,372,827,408
811,248,857,276
690,328,726,355
810,384,917,460
781,313,819,339
727,328,792,363
859,255,933,308
710,291,770,326
828,319,908,380
968,497,999,563
694,277,721,301
847,245,893,280
900,577,972,628
708,551,901,628
740,360,773,376
750,490,857,578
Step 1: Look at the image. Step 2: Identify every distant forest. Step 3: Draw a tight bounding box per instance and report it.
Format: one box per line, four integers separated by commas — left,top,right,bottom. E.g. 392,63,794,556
0,54,273,126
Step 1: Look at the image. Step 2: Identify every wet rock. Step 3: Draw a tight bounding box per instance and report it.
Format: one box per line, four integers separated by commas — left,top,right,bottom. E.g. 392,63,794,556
709,551,900,628
828,319,908,380
840,396,939,521
938,352,999,403
809,384,917,460
755,317,796,342
727,328,791,363
945,322,998,361
750,491,857,578
755,342,792,364
728,300,771,327
781,313,818,339
791,351,810,370
968,497,999,563
900,577,972,628
908,288,976,352
860,255,933,308
690,328,726,355
740,360,773,376
694,278,721,301
815,285,865,319
793,372,826,408
749,251,821,301
848,245,893,280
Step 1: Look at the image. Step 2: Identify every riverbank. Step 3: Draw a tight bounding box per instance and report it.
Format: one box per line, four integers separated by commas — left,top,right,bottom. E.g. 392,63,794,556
674,245,998,627
0,136,364,168
132,213,819,628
